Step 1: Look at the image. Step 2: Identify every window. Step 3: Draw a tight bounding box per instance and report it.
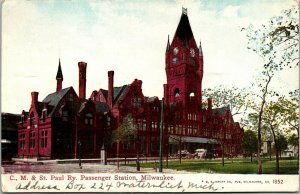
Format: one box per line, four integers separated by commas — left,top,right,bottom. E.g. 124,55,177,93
42,110,47,122
68,93,74,101
187,125,192,134
41,130,48,148
189,58,195,66
85,113,93,126
30,112,35,126
182,53,185,60
203,128,209,137
174,88,180,97
21,115,24,126
142,119,147,130
203,115,206,123
132,98,142,108
107,116,111,126
172,57,178,65
29,131,35,149
189,92,195,97
151,122,158,131
62,110,69,122
19,133,26,149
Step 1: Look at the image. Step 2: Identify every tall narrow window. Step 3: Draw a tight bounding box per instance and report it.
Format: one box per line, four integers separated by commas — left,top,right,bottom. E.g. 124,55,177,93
41,130,48,148
29,131,36,149
19,133,26,149
42,110,47,122
30,112,35,126
85,113,93,126
107,116,111,126
62,110,69,122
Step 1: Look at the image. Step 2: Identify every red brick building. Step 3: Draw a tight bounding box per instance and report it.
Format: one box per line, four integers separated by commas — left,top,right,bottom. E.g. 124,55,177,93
17,9,243,159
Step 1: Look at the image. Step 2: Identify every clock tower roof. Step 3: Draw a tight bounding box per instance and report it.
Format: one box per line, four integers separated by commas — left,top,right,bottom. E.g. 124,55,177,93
173,8,195,44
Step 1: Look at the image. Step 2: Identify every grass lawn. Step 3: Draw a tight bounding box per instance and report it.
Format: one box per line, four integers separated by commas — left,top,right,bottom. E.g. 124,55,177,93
125,157,299,174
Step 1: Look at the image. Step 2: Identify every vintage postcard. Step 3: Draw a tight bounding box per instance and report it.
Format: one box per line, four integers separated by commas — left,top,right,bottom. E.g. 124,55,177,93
1,0,299,192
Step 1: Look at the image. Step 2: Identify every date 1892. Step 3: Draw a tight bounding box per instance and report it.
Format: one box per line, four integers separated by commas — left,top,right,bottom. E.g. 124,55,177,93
273,179,283,184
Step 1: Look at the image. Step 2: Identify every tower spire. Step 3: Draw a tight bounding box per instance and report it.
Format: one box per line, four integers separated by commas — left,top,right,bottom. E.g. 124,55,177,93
182,7,187,15
199,41,203,56
56,58,63,92
166,35,170,52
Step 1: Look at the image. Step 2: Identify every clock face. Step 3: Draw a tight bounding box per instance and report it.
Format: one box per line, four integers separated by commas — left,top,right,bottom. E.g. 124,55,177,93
190,48,195,57
173,47,179,55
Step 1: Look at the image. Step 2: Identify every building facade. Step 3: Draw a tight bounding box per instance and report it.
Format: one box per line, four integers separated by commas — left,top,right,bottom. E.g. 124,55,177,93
16,9,243,159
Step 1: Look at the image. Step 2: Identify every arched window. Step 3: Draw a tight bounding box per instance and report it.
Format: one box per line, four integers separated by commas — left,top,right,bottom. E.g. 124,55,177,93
174,88,180,97
85,113,93,126
189,92,195,97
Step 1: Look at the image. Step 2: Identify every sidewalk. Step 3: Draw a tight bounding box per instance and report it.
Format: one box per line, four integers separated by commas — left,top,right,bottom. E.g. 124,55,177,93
3,158,194,174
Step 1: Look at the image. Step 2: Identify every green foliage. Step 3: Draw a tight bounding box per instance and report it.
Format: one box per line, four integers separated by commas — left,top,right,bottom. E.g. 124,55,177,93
111,115,136,143
242,130,258,154
202,85,252,125
125,158,298,174
288,133,298,147
244,6,299,74
275,133,288,152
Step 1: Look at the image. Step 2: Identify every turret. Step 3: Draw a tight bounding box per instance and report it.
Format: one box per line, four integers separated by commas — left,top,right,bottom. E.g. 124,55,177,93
56,59,63,92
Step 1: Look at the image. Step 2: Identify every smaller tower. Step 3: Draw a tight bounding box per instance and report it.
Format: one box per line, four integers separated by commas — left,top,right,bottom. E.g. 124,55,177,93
78,61,87,100
56,59,63,92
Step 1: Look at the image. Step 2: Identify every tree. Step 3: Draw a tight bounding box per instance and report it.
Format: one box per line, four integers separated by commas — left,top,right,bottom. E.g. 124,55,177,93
288,133,299,148
244,5,299,174
262,98,287,174
242,130,258,162
111,115,136,170
202,86,252,118
275,133,288,159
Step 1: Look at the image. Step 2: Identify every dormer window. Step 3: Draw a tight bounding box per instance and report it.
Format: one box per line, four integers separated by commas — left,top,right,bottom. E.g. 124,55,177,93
85,113,93,126
68,93,74,101
42,110,47,122
30,112,35,126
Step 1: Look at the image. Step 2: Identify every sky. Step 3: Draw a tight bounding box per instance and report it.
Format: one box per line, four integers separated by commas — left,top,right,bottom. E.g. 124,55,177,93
1,0,298,114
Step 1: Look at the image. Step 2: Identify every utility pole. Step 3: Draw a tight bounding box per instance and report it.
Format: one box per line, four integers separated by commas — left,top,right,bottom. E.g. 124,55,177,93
159,98,164,172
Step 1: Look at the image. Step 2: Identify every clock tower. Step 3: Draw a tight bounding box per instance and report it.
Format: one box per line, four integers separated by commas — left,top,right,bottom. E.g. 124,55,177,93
164,8,203,110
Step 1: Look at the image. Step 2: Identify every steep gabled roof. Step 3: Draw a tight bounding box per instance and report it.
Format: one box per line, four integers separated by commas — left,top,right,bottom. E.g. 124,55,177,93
173,11,195,43
94,101,110,114
212,107,229,116
42,87,73,116
99,85,129,106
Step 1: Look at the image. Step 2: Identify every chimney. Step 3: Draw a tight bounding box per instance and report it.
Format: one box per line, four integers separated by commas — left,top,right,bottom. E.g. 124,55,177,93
31,92,39,107
78,61,87,100
208,98,212,110
108,71,114,109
